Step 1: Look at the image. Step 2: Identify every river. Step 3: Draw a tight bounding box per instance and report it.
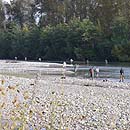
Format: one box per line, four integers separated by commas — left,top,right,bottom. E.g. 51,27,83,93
69,62,130,82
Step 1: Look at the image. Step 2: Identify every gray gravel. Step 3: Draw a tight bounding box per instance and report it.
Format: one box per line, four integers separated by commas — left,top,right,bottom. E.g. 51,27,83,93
0,60,129,130
0,74,129,130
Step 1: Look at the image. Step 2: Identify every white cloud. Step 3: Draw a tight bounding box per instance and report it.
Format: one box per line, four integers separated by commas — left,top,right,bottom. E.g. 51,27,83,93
3,0,11,4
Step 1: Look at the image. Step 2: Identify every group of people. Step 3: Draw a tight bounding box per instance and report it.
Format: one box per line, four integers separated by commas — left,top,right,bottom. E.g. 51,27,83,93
89,67,99,80
89,67,125,82
62,60,125,82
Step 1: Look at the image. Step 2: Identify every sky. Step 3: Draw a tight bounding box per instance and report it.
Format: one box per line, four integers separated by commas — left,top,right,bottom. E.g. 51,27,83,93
4,0,10,2
3,0,10,4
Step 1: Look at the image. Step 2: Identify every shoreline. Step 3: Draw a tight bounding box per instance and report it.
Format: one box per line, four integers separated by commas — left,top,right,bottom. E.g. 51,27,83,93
0,60,129,83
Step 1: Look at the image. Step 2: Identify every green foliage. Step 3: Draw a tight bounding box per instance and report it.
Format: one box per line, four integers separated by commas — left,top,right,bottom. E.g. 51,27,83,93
0,0,130,61
111,17,129,45
112,43,130,61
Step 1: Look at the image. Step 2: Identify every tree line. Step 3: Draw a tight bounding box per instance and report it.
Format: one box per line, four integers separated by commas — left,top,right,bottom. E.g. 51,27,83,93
0,0,130,62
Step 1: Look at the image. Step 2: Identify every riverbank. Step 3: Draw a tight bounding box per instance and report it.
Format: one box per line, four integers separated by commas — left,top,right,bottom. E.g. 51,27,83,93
0,73,130,130
0,60,74,77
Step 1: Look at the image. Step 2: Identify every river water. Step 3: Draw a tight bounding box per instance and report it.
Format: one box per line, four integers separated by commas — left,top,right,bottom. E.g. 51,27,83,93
69,62,130,82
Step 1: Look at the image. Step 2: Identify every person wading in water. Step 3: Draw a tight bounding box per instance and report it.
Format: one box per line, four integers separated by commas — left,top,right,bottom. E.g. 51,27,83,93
119,68,124,82
89,67,94,80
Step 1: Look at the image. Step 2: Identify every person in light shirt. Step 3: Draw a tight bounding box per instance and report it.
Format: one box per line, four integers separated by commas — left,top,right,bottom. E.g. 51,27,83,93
95,67,99,78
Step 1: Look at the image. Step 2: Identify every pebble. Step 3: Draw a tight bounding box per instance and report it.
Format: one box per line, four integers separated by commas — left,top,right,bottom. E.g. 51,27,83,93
0,71,130,130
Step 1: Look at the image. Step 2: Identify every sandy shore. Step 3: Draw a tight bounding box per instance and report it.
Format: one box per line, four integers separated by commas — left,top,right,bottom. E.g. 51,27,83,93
0,61,130,130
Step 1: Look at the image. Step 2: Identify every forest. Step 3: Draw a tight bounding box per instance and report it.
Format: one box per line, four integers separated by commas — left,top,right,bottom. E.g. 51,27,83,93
0,0,130,62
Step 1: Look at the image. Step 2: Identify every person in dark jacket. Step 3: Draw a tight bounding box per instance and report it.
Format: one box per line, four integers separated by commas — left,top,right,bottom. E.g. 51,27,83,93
119,68,124,82
89,67,94,80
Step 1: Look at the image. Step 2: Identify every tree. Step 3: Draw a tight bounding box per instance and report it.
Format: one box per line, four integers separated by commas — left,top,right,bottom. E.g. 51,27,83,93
0,0,6,29
5,0,35,28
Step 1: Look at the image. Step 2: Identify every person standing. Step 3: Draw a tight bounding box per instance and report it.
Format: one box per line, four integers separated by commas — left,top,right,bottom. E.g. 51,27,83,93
74,64,79,73
85,58,89,65
89,67,94,80
70,59,73,65
105,59,108,64
95,67,99,78
120,68,124,82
